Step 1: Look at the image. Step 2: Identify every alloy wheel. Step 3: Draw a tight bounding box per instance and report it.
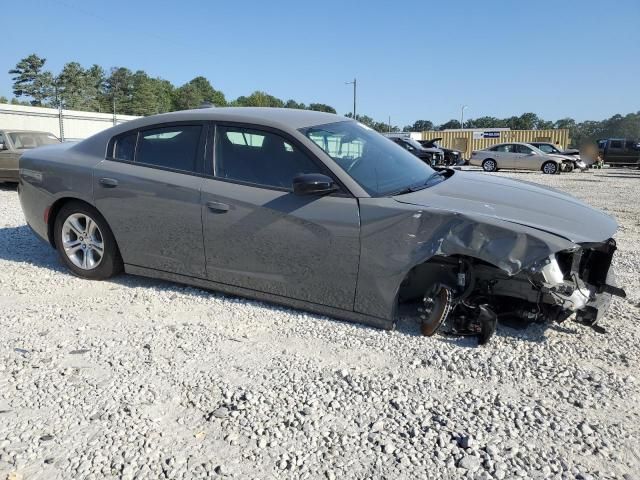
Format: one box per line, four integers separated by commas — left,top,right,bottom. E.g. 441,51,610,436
61,213,104,270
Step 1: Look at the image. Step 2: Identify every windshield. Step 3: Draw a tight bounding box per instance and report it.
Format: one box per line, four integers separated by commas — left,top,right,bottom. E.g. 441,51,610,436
8,132,59,149
301,121,436,196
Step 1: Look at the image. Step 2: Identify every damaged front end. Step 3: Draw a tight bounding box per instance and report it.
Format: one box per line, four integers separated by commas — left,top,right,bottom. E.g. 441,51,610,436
412,239,625,344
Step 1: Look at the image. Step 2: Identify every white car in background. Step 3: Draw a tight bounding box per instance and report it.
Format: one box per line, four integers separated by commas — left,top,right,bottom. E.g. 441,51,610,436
470,142,572,174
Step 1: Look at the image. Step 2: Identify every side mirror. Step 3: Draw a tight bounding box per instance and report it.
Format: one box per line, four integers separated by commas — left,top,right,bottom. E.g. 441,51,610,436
0,142,5,150
293,173,338,196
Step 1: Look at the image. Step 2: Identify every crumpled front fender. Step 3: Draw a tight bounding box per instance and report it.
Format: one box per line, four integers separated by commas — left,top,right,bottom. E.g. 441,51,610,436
354,198,578,321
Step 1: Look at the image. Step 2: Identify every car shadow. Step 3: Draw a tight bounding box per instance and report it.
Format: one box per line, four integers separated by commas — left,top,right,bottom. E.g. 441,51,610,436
0,182,18,191
0,224,552,347
394,315,549,346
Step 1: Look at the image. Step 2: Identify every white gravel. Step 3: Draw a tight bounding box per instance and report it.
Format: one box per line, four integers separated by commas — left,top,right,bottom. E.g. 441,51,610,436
1,169,639,480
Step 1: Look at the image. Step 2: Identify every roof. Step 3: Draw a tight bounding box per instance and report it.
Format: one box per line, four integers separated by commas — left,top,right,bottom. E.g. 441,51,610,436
72,107,350,158
114,107,346,132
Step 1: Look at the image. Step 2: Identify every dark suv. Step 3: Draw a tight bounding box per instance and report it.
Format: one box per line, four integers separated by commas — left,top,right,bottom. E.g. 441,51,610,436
388,136,444,166
419,138,464,166
597,139,640,166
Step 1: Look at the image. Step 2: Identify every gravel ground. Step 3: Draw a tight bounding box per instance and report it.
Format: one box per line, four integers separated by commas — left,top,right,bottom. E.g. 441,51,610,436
1,168,639,480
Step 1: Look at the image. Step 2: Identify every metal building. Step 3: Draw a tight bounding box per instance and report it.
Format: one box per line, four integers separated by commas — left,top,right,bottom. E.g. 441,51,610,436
419,128,571,159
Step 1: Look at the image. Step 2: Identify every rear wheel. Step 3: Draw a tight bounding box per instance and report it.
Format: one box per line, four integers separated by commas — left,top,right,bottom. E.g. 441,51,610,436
482,159,497,172
54,201,122,280
542,161,558,175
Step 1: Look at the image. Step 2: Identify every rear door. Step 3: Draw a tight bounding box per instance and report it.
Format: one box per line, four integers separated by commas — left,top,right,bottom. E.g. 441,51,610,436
93,123,207,277
201,123,360,310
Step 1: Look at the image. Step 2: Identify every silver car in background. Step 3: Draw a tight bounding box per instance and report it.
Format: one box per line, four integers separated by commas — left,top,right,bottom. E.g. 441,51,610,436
17,108,624,344
470,142,571,174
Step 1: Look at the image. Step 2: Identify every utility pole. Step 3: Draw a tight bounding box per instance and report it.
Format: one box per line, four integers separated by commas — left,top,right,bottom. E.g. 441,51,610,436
54,80,64,141
388,115,391,133
460,105,468,129
345,78,357,120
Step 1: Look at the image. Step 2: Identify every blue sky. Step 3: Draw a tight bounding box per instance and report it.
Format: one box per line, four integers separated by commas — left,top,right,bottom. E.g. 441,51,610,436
2,0,639,126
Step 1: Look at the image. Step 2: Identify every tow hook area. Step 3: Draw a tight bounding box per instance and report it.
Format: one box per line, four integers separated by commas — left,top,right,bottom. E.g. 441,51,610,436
420,284,497,345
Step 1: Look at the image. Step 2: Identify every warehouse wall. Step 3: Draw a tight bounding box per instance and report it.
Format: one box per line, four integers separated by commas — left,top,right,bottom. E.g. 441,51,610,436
420,129,571,159
0,103,139,140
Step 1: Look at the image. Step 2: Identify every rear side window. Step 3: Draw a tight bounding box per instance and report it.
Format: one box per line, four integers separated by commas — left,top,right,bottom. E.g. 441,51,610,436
491,144,515,153
137,125,202,172
113,132,137,161
215,126,323,189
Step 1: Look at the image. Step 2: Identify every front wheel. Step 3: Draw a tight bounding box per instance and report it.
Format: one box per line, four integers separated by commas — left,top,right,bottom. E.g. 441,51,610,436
482,159,497,172
542,161,558,175
54,202,123,280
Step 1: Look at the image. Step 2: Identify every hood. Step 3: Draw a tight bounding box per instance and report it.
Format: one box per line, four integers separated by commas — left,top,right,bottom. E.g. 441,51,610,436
548,153,574,162
393,171,617,243
421,138,442,148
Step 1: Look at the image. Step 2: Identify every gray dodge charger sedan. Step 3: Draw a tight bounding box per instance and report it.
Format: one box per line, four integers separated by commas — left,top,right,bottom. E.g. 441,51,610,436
18,108,625,343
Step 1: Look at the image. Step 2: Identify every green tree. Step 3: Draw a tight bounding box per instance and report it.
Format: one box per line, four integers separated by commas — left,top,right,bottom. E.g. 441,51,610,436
284,99,305,109
308,103,336,114
104,67,135,115
404,120,434,132
173,76,225,110
9,54,53,106
0,96,7,103
232,91,284,108
439,119,461,130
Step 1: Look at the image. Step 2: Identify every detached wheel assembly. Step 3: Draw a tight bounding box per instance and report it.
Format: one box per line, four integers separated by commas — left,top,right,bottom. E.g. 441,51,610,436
420,286,453,336
419,286,498,345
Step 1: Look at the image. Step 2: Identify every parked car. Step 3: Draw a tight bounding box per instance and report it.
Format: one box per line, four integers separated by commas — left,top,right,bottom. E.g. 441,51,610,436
469,142,572,174
418,138,464,166
387,136,445,166
18,108,624,344
0,129,60,182
529,142,587,171
597,138,640,166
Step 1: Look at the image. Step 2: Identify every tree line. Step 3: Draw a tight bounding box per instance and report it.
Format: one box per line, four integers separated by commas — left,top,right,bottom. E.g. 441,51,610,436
3,54,639,146
3,54,337,117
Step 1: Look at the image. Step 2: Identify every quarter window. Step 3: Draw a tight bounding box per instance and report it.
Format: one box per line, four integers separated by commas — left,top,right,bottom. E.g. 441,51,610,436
113,132,137,161
215,126,323,189
137,125,202,172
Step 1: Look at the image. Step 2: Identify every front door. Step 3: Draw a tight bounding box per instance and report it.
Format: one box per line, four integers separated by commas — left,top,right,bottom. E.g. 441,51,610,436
201,124,360,311
514,143,545,170
94,123,207,277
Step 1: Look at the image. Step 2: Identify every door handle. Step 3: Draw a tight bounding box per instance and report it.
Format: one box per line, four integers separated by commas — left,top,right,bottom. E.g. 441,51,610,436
99,177,119,188
206,201,230,213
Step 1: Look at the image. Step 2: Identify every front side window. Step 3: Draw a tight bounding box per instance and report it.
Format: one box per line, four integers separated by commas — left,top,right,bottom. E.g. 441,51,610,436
215,126,323,189
515,144,534,154
492,144,515,153
610,140,623,149
137,125,202,172
302,121,436,196
535,144,556,154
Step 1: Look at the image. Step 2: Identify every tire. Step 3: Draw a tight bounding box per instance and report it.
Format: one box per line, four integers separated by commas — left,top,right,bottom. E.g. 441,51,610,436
53,201,123,280
482,159,497,172
542,161,558,175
